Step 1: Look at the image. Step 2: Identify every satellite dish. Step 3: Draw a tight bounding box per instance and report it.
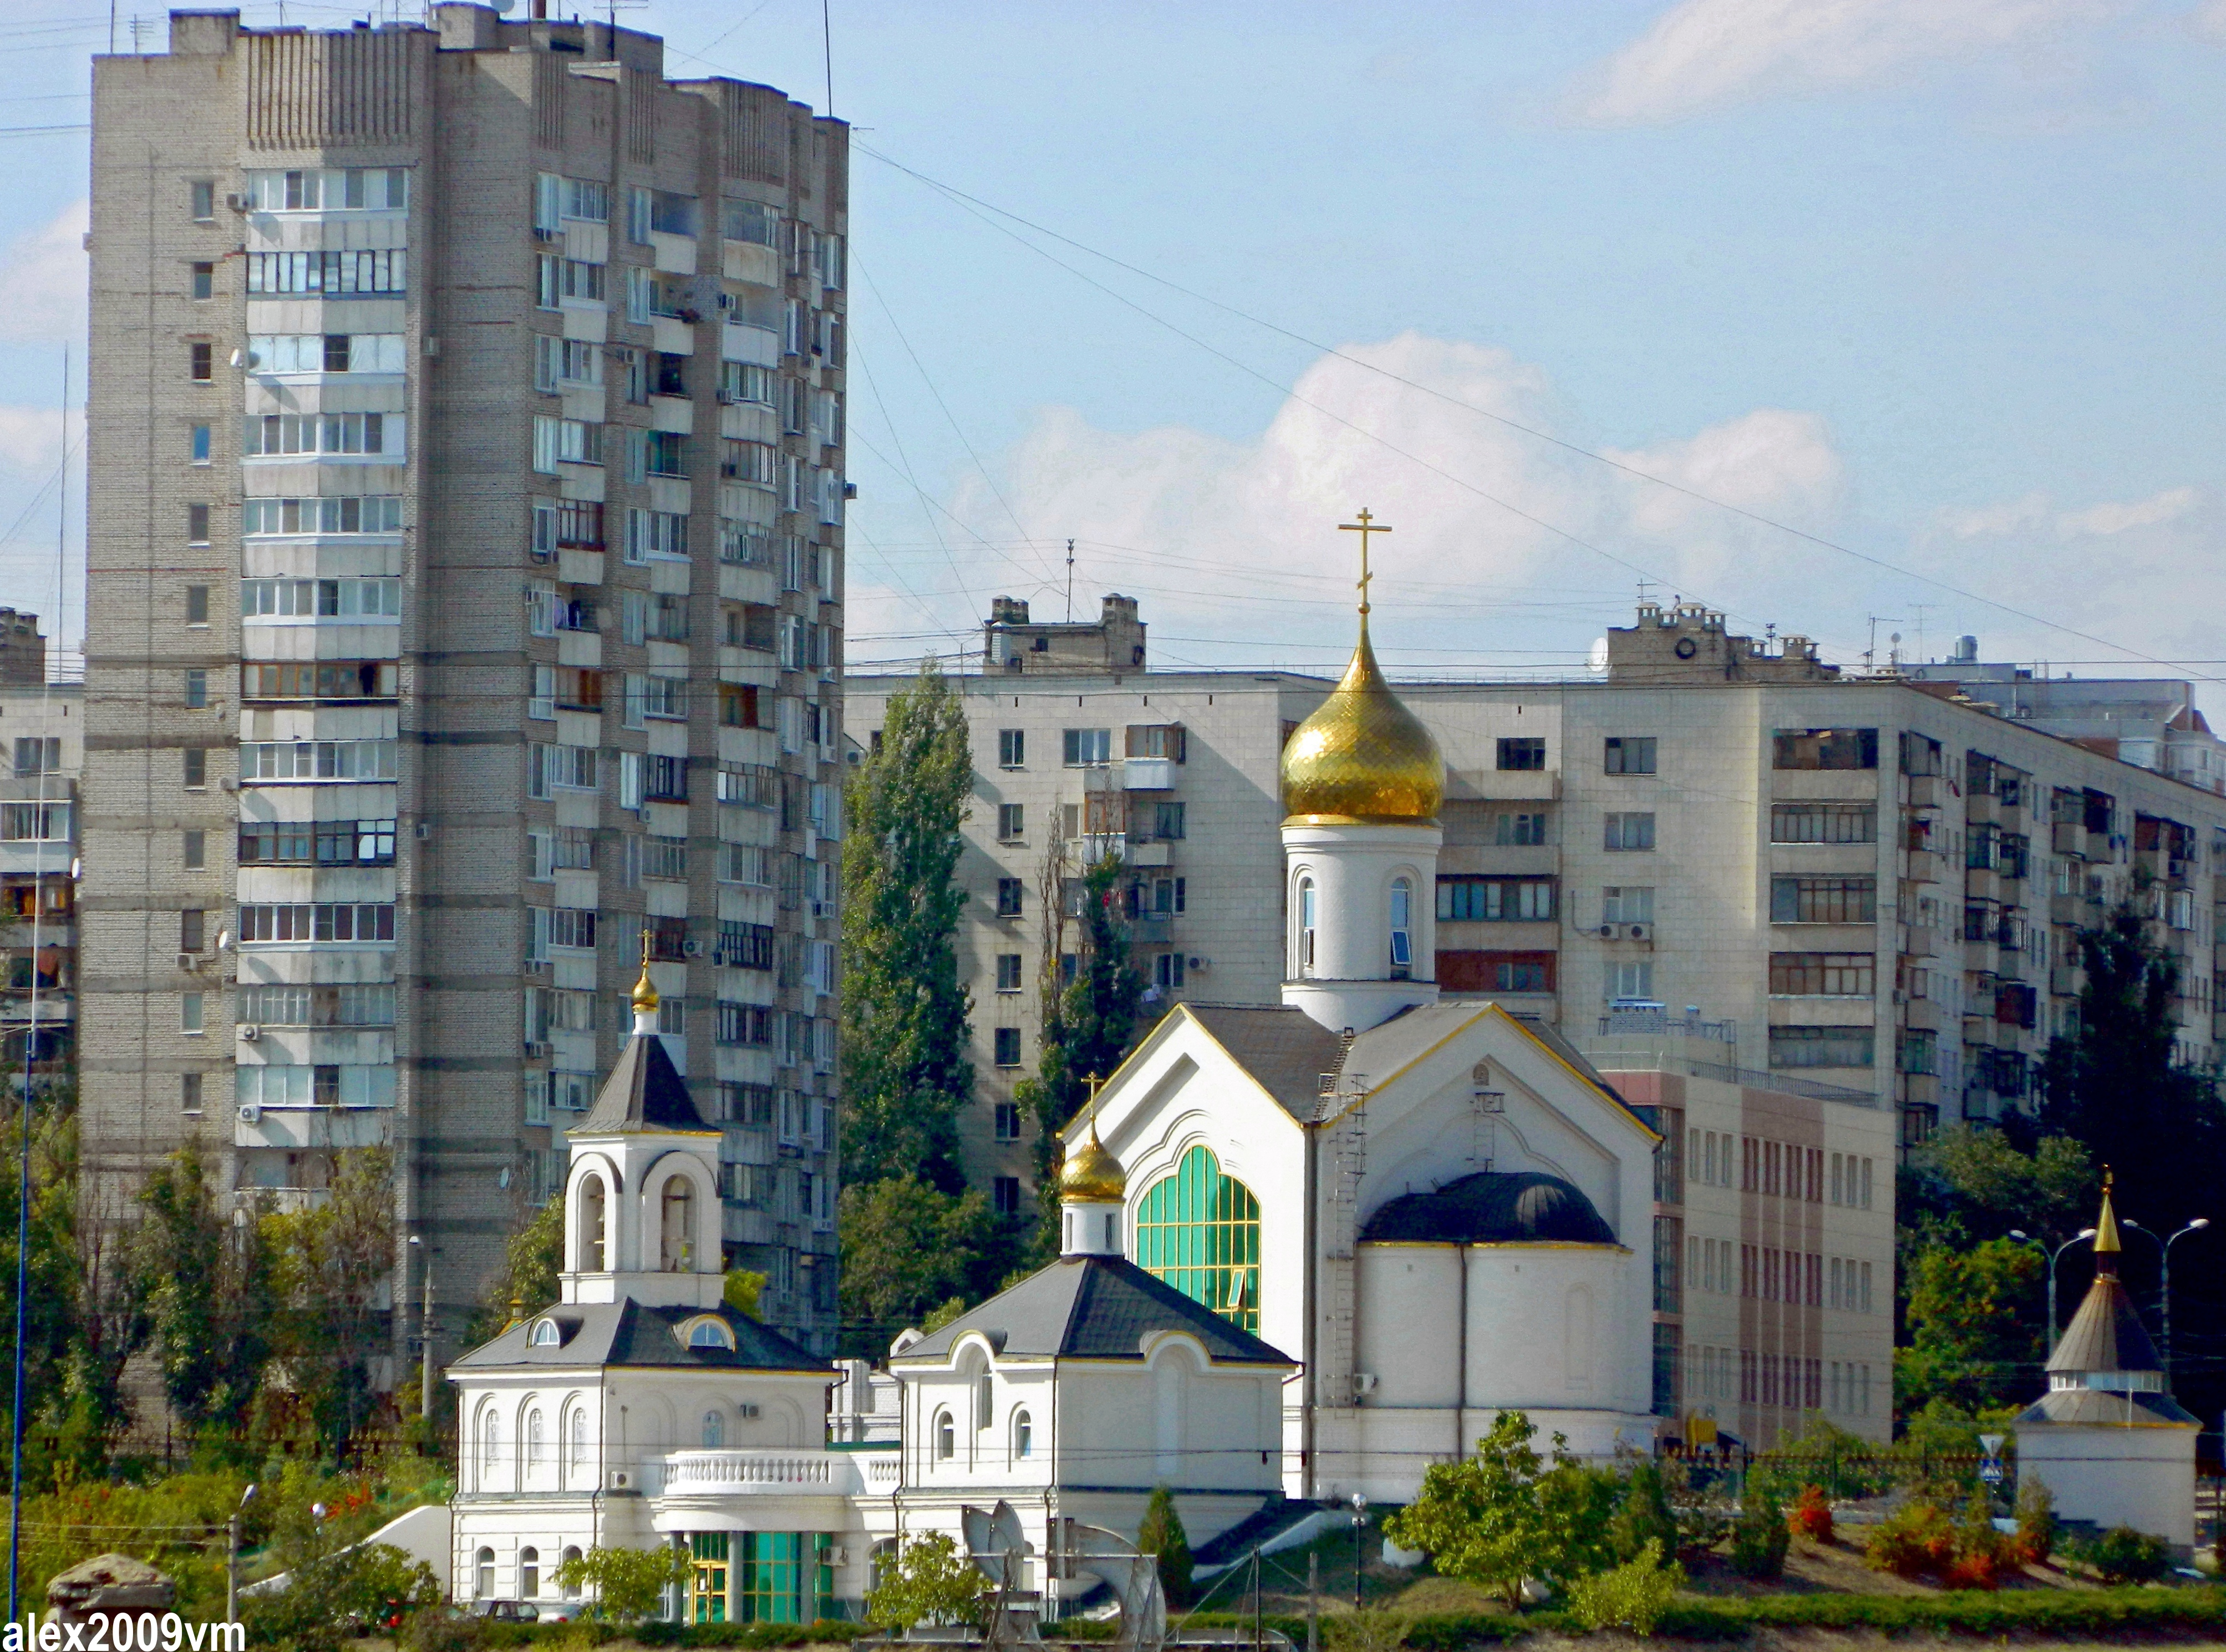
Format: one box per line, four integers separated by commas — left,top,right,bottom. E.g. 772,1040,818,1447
1587,637,1610,675
492,0,516,11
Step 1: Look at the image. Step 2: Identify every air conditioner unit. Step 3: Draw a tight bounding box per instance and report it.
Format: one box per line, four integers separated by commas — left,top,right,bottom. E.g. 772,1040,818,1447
225,192,247,212
177,952,202,972
825,1547,851,1568
1598,923,1621,940
1626,923,1653,943
415,821,434,840
524,1040,551,1059
1353,1373,1378,1396
737,1401,761,1419
237,1103,261,1125
682,937,704,957
608,1470,632,1490
716,293,735,310
237,1024,260,1041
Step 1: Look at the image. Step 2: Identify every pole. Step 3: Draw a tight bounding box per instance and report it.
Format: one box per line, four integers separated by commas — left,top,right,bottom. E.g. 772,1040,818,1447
1307,1552,1318,1652
1251,1549,1261,1652
420,1254,435,1425
227,1514,240,1622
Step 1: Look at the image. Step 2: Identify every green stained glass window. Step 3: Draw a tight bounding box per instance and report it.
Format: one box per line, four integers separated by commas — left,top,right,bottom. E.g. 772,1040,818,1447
716,1532,831,1623
690,1533,728,1623
1135,1145,1262,1331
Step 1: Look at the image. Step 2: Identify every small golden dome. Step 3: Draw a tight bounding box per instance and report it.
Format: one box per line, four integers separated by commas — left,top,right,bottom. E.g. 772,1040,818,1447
631,944,660,1018
1060,1118,1126,1204
1280,617,1444,824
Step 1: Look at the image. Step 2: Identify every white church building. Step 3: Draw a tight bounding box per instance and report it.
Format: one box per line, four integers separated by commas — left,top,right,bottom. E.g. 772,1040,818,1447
448,571,1668,1616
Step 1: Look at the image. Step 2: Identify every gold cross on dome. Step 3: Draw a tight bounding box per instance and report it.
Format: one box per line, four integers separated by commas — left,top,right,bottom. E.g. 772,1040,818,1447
1339,509,1392,616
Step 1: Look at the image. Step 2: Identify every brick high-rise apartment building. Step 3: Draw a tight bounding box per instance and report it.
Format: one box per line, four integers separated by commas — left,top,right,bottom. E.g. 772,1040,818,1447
85,6,849,1368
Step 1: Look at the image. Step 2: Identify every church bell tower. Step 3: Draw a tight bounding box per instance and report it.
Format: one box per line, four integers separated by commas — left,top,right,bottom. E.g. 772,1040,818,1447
1278,511,1445,1034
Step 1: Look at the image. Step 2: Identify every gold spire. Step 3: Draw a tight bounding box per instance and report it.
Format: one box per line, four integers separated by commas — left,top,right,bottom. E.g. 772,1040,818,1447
1279,510,1444,825
1060,1079,1127,1204
2095,1167,2121,1267
631,932,660,1018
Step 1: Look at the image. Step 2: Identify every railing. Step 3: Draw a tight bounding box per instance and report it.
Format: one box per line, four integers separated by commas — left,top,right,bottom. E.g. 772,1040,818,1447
1597,1008,1736,1043
659,1448,862,1495
1682,1060,1879,1109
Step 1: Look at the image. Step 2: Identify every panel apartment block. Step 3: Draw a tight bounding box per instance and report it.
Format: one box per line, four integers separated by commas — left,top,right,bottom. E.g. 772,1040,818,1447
84,5,848,1369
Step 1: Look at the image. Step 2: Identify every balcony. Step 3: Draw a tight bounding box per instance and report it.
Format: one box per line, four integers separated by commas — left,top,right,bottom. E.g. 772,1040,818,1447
1122,757,1177,791
1904,774,1939,810
2050,964,2080,997
1899,925,1936,959
654,1448,865,1498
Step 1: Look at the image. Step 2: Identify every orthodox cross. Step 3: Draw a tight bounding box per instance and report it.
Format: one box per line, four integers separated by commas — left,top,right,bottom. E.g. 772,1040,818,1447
1339,509,1391,616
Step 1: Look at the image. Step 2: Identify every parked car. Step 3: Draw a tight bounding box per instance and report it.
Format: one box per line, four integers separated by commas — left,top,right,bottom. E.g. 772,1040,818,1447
530,1599,586,1622
473,1600,539,1623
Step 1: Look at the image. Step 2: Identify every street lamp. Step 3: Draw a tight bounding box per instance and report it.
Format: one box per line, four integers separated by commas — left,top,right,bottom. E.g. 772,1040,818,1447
2139,1218,2211,1384
409,1235,435,1425
2010,1228,2096,1343
227,1482,257,1623
1348,1493,1367,1610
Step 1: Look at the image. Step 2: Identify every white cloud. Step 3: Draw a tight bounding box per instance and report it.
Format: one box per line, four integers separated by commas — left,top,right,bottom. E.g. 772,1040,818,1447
1569,0,2128,124
0,201,87,348
1937,483,2199,540
0,405,77,480
2193,0,2226,40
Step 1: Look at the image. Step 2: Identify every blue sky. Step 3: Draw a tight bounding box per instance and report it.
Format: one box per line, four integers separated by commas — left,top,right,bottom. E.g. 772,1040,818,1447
1,0,2222,692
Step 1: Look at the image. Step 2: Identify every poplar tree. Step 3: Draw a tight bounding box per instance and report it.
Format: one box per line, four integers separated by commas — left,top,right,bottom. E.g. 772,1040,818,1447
840,658,975,1191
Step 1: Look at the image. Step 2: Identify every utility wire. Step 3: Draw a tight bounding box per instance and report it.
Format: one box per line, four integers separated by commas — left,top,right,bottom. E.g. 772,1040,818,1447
855,140,2219,686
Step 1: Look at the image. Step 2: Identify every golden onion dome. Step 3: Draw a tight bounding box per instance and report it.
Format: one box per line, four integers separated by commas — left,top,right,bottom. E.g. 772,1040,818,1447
631,954,660,1018
1280,616,1444,824
1060,1118,1127,1204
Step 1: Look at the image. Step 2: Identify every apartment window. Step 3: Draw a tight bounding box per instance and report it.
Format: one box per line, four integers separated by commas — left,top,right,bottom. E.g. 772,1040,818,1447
994,1102,1023,1142
241,496,404,535
1601,886,1654,924
189,423,211,464
179,910,206,953
1607,960,1654,1000
183,669,208,709
1496,736,1546,771
993,1028,1023,1068
1495,811,1549,846
242,578,402,620
989,1177,1022,1219
1155,950,1186,990
237,903,395,943
1148,802,1186,840
13,739,58,780
645,431,688,477
1769,952,1876,997
180,993,204,1035
189,342,212,382
185,585,209,624
190,261,214,301
1437,876,1554,922
1604,812,1655,852
998,729,1025,769
189,180,215,221
181,830,205,870
995,878,1024,917
182,749,207,789
187,504,210,545
997,804,1025,842
181,1072,203,1114
995,954,1024,993
1771,802,1877,843
246,249,407,297
1772,728,1879,770
1604,736,1656,776
1771,875,1876,924
1062,728,1112,767
1126,724,1185,761
1768,1025,1875,1069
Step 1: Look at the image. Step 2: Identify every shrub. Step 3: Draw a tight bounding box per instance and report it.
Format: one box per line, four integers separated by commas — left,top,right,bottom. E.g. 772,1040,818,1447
399,1608,491,1652
550,1544,694,1625
1727,1491,1789,1580
1940,1497,2014,1591
1608,1460,1680,1565
1788,1484,1833,1544
1863,1498,1956,1579
1137,1485,1194,1609
1324,1611,1414,1652
2087,1524,2171,1585
1563,1540,1685,1636
2014,1476,2057,1565
863,1531,987,1630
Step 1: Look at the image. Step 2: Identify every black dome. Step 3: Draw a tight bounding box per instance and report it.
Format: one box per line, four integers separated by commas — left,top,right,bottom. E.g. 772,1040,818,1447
1361,1171,1615,1246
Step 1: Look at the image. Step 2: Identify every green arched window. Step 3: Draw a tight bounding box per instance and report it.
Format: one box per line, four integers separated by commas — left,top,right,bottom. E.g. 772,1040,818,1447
1135,1145,1262,1331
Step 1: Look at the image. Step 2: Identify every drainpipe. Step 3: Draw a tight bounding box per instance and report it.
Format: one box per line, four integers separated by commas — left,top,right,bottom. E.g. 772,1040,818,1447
1302,1122,1318,1500
1454,1243,1468,1461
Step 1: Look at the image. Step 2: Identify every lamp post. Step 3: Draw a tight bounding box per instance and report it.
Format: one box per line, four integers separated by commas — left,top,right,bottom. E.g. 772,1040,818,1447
1348,1493,1367,1610
410,1235,435,1427
2012,1227,2097,1343
227,1482,256,1623
2154,1219,2210,1384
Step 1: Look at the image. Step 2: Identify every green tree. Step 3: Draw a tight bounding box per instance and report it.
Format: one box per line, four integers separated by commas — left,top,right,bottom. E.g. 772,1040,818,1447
1138,1486,1195,1608
1020,853,1149,1241
134,1146,271,1434
551,1543,694,1624
724,1268,766,1319
1898,1126,2096,1249
841,658,975,1191
263,1146,395,1452
1383,1410,1597,1608
465,1193,566,1346
865,1531,988,1630
0,1086,101,1468
837,1175,989,1341
1895,1236,2045,1415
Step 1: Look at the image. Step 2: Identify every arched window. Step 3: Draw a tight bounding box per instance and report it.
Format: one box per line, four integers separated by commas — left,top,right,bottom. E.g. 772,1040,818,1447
660,1175,695,1272
1104,1211,1120,1252
475,1547,495,1599
530,1318,561,1346
1012,1409,1033,1462
526,1408,545,1466
579,1174,607,1272
687,1318,735,1350
1390,877,1414,980
568,1409,587,1475
480,1411,500,1472
1135,1145,1263,1332
561,1546,583,1599
519,1547,540,1599
1298,879,1317,976
702,1409,725,1448
975,1367,993,1430
935,1409,955,1460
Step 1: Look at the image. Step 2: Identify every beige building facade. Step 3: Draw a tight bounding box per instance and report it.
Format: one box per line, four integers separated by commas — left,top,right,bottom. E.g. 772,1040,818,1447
84,6,848,1364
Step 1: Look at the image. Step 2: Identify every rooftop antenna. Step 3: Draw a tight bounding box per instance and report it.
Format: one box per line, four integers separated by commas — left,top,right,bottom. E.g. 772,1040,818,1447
1635,577,1656,607
1065,538,1074,623
1910,603,1935,665
821,0,835,117
1865,614,1901,673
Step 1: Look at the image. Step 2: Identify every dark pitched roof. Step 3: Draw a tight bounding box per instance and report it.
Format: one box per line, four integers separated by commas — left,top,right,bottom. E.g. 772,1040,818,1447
2047,1273,2163,1375
2015,1387,2199,1429
1361,1170,1618,1246
895,1255,1295,1366
577,1030,711,1134
1180,1004,1345,1122
449,1299,827,1374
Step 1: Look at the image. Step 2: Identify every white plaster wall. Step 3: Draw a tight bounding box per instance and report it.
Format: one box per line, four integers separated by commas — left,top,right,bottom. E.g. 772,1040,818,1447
2019,1424,2197,1549
1460,1245,1646,1416
1355,1246,1462,1409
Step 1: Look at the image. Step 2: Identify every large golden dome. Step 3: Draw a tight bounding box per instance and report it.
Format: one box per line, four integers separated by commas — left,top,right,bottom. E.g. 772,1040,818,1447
1280,617,1444,824
1060,1117,1127,1204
